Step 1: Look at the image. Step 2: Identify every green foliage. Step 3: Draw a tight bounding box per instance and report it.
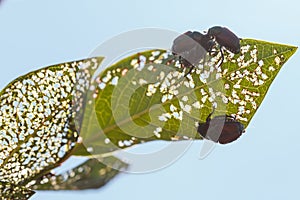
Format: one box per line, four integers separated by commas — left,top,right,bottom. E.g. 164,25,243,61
0,38,297,199
0,181,35,200
76,39,297,156
32,157,127,190
0,57,104,199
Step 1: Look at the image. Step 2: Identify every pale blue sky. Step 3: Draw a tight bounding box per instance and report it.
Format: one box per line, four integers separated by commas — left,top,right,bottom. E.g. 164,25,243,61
1,0,300,199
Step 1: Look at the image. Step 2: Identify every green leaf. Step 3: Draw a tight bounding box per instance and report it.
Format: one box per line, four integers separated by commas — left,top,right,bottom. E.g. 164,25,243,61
75,39,296,156
32,156,127,190
0,57,103,196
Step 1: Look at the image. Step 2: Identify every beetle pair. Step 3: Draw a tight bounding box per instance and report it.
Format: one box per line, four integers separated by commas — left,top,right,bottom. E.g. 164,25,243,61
197,109,245,144
171,26,240,74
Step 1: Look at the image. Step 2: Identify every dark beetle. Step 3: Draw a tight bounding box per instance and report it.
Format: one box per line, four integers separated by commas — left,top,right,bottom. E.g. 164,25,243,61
207,26,240,54
171,31,213,69
197,111,245,144
205,26,241,68
171,26,240,74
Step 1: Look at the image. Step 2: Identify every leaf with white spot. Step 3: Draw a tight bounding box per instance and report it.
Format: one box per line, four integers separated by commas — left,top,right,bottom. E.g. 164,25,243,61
0,57,103,198
74,39,296,157
32,157,127,190
220,39,297,123
74,50,198,157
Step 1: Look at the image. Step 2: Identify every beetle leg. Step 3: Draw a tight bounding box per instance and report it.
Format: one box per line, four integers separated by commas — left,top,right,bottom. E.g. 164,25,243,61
226,114,235,118
178,56,184,67
225,115,236,121
216,47,224,69
184,65,195,77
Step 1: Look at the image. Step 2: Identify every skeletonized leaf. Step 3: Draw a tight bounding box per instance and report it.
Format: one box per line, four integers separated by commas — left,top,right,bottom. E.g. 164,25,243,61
0,181,35,200
32,156,127,190
0,57,103,197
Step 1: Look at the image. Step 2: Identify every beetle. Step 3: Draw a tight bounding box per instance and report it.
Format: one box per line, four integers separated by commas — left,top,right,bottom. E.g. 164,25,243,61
171,31,213,75
171,26,240,75
197,110,245,144
207,26,241,66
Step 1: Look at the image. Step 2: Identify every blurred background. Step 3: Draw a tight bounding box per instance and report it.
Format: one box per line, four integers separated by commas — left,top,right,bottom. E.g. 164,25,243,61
0,0,299,199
